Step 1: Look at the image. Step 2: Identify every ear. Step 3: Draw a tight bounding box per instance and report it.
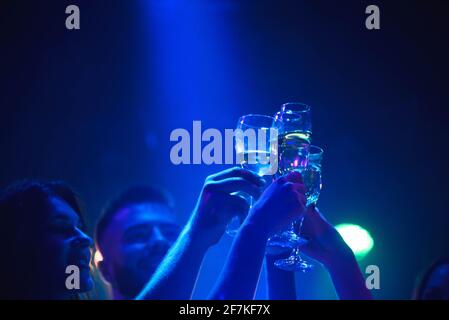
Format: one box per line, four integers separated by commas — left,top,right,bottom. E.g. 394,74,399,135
97,259,113,285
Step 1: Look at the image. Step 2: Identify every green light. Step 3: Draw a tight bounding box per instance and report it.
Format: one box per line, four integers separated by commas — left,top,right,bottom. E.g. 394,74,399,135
335,223,374,260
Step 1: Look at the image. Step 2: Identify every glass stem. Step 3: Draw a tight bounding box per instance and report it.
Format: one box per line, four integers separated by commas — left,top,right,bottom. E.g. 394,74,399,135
293,247,300,257
292,216,305,237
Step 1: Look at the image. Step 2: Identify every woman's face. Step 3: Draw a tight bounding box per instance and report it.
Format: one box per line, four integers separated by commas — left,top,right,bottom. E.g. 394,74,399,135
35,196,93,298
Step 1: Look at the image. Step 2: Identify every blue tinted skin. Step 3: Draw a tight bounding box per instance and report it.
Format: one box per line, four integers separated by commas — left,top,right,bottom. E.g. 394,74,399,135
137,167,265,300
299,206,372,300
420,265,449,300
38,197,93,299
210,171,307,300
265,252,297,300
98,204,180,299
265,206,373,300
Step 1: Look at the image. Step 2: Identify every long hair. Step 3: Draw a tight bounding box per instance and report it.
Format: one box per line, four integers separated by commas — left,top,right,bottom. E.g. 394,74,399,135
0,179,86,299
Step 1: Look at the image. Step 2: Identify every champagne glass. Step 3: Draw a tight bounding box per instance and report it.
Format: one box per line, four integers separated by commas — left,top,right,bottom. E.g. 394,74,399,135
226,114,278,236
275,145,323,271
266,103,312,251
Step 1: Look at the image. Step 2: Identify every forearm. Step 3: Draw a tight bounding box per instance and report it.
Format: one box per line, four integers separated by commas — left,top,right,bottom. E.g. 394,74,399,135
326,251,373,300
137,224,210,300
265,254,297,300
209,222,268,300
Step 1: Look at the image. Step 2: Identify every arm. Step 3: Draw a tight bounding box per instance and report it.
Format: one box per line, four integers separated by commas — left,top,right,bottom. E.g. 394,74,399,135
209,221,269,300
210,171,307,300
301,206,372,300
326,251,372,300
136,221,210,300
137,167,265,300
265,252,297,300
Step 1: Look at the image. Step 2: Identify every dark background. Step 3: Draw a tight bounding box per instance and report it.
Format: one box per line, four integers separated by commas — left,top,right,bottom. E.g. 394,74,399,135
1,0,448,299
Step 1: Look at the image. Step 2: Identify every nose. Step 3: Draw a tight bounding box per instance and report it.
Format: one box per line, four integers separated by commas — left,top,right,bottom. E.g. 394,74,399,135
148,226,170,250
151,226,167,243
73,228,93,248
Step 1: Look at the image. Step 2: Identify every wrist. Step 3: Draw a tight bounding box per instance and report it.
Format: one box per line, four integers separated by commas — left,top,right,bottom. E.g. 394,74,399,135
243,207,272,236
239,217,271,242
183,217,216,251
324,245,358,272
240,221,270,242
265,246,292,258
265,251,292,265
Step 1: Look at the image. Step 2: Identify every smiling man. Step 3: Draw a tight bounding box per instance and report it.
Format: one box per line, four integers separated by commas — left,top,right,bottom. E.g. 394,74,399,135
95,186,181,300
